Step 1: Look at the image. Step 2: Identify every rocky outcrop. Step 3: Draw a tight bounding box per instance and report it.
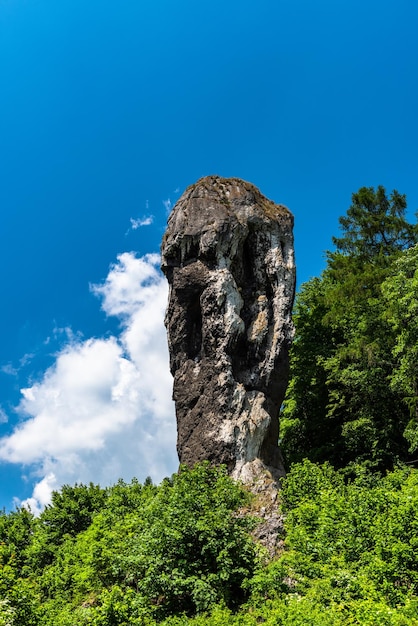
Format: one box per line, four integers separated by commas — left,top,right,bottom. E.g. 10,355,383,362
161,176,295,500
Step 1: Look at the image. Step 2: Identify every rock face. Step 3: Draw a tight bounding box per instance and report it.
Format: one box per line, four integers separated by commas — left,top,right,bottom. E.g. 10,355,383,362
161,176,296,493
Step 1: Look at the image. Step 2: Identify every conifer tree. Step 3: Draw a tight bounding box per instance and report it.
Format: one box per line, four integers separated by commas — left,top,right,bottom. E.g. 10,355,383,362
281,186,418,470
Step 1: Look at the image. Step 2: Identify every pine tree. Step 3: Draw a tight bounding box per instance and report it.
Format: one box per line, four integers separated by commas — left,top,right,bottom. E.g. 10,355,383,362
281,186,418,470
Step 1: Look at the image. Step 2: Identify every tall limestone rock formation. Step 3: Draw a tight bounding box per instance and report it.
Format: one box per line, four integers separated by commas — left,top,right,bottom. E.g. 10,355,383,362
161,175,295,549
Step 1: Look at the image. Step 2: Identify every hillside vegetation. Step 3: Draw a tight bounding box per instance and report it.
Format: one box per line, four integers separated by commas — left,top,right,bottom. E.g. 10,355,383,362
2,186,418,625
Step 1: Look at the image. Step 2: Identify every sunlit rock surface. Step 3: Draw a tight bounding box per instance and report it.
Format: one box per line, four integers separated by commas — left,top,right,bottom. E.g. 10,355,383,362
161,175,296,551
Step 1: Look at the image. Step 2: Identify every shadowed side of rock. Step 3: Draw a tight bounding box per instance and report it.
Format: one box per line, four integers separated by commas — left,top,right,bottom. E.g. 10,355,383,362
161,175,296,552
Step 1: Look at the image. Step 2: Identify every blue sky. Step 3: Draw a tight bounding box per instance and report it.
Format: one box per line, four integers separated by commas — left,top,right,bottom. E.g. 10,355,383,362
0,0,417,511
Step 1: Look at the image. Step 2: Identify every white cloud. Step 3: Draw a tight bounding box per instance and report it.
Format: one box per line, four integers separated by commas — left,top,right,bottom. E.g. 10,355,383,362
2,338,141,463
19,352,35,367
0,253,177,513
1,363,18,376
18,472,58,516
1,353,34,377
130,215,154,229
0,408,8,424
163,198,172,213
126,216,154,235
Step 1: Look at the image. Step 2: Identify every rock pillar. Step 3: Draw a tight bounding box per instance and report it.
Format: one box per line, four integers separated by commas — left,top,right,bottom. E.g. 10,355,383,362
161,176,295,495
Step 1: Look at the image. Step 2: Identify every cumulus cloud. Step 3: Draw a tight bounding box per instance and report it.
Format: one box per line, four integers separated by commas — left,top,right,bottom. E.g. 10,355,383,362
19,472,58,515
0,253,177,512
1,338,141,464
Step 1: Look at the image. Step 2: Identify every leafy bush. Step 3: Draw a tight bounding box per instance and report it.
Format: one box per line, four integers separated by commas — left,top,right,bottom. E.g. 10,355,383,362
2,461,418,624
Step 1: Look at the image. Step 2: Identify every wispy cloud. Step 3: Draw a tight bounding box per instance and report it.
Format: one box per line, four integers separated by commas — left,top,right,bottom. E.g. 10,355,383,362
1,363,18,376
0,253,177,513
19,352,35,367
163,198,172,214
0,408,8,424
1,353,35,377
131,216,154,229
125,215,154,236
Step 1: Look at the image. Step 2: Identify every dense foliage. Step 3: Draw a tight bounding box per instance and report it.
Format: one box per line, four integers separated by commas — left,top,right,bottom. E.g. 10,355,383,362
0,464,259,625
281,186,418,470
2,461,418,624
1,185,418,624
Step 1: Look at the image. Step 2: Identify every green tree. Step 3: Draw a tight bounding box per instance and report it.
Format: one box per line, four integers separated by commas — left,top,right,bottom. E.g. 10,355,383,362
279,276,343,465
28,482,107,572
281,186,418,469
39,483,107,542
330,185,417,262
0,539,40,626
0,507,34,572
113,463,258,618
21,464,258,622
382,244,418,451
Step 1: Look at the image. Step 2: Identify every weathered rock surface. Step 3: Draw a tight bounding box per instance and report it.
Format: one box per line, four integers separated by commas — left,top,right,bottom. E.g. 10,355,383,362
161,176,296,503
